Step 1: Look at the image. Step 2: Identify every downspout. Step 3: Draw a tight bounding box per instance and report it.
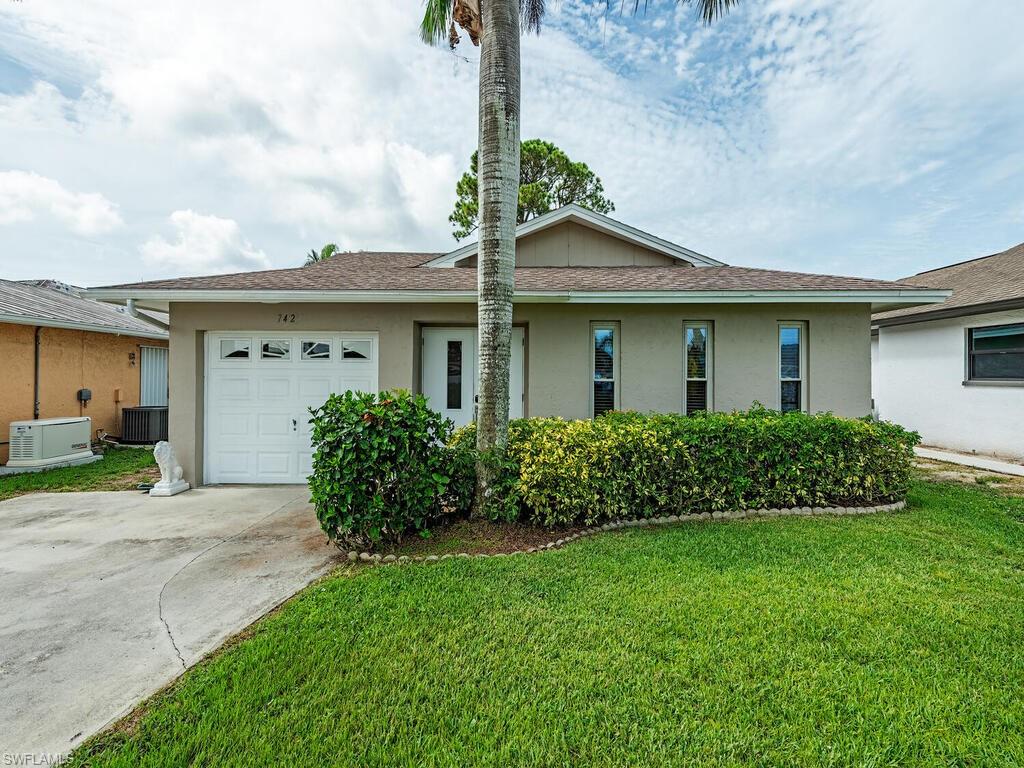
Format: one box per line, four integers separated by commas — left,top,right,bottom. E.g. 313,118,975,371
33,325,41,419
126,298,169,332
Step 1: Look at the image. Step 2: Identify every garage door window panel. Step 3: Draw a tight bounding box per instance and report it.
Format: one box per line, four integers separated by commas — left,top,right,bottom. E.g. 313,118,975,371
220,339,251,360
342,340,373,360
301,341,332,361
260,340,291,360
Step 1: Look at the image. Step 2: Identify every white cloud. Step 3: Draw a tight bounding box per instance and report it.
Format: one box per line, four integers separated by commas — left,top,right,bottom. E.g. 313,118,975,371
0,170,122,235
140,210,271,274
0,0,1021,286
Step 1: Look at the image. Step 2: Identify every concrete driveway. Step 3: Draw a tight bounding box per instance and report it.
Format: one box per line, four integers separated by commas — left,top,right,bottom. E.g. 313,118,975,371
0,486,341,760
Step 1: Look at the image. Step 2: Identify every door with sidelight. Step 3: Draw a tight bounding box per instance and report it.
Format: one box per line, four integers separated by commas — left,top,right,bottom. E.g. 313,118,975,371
421,327,524,428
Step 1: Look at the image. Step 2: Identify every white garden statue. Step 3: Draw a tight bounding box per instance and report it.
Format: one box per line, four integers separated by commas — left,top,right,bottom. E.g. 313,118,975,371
151,441,190,497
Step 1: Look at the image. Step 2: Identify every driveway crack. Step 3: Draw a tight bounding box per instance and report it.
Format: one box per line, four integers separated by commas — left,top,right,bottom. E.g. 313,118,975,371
155,490,306,671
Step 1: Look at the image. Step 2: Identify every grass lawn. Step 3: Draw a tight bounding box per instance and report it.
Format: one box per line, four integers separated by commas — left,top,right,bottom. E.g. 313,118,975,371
0,447,157,501
70,477,1024,767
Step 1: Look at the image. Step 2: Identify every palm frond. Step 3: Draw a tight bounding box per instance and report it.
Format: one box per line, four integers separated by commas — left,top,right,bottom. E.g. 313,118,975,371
420,0,454,45
624,0,739,25
521,0,545,34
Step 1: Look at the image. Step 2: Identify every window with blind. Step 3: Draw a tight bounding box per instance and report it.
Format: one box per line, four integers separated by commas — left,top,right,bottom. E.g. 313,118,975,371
684,322,712,415
779,323,806,413
591,322,619,417
967,323,1024,382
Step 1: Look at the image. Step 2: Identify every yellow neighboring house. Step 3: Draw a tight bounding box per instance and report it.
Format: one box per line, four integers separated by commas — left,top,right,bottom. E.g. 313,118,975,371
0,279,168,465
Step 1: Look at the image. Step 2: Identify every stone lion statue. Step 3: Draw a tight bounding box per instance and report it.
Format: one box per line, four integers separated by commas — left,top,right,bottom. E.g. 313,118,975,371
151,441,188,496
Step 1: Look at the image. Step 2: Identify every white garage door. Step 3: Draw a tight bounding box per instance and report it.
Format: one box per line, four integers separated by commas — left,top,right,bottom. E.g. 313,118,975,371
205,331,379,484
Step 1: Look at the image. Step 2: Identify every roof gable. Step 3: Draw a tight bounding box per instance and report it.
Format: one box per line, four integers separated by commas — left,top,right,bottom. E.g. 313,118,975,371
421,205,725,268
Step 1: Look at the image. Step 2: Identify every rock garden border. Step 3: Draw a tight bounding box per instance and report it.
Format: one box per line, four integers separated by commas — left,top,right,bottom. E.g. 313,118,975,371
344,500,908,566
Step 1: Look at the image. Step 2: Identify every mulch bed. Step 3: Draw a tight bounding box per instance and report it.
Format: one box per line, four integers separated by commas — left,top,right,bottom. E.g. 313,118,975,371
390,518,589,557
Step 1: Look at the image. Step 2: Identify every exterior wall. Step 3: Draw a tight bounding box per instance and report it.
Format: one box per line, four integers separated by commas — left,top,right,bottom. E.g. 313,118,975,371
874,308,1024,460
458,222,681,267
0,322,168,463
169,301,872,485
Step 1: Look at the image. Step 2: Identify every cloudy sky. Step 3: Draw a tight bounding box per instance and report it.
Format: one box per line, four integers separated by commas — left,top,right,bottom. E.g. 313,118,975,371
1,0,1022,286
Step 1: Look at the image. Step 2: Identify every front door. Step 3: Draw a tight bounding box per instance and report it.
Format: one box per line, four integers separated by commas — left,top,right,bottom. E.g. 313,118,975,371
421,327,525,428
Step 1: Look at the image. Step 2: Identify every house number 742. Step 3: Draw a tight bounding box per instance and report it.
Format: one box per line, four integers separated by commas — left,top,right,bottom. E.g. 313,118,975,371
277,313,296,323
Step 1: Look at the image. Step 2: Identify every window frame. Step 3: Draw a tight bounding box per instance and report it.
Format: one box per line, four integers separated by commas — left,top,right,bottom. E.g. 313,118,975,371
219,338,252,361
446,339,463,410
342,338,374,361
259,338,292,361
590,321,620,418
778,321,808,413
300,339,333,362
683,321,713,416
965,322,1024,385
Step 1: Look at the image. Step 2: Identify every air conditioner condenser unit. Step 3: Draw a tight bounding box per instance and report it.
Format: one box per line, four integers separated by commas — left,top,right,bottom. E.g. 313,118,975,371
6,417,94,469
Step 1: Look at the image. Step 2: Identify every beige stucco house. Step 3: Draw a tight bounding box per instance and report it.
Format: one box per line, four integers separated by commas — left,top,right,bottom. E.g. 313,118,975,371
91,206,947,487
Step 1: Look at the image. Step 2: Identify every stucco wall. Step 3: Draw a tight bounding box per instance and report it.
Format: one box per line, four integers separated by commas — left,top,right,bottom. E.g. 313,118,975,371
874,309,1024,460
0,322,168,463
168,301,872,485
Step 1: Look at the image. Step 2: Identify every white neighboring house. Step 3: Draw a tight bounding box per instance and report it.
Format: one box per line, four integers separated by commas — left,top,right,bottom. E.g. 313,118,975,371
872,241,1024,462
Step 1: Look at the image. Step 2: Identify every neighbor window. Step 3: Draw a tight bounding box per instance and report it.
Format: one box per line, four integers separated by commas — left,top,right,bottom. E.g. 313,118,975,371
779,322,807,413
591,322,619,417
301,340,331,360
261,340,290,360
342,340,372,360
967,323,1024,382
684,322,712,415
447,340,462,409
219,339,250,360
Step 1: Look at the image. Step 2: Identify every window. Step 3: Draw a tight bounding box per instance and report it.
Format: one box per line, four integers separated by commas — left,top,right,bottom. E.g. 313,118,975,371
967,323,1024,382
447,340,462,409
591,322,619,417
779,322,807,413
261,340,291,360
684,322,712,415
343,340,373,360
301,341,331,360
219,339,250,360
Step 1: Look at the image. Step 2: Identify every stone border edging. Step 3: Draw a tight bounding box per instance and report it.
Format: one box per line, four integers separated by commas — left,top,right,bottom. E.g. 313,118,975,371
344,500,907,566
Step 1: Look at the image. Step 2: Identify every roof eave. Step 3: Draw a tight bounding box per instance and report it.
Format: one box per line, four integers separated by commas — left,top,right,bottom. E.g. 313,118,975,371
87,287,950,308
872,296,1024,328
0,313,169,340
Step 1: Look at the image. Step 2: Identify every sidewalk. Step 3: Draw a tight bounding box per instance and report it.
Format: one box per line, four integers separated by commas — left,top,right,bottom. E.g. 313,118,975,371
915,446,1024,478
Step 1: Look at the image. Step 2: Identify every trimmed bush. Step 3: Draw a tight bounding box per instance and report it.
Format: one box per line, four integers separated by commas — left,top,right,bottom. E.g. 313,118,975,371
308,390,473,545
451,408,919,526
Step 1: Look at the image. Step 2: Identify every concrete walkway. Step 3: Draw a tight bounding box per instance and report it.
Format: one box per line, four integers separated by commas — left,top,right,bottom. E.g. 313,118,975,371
0,487,341,761
915,446,1024,477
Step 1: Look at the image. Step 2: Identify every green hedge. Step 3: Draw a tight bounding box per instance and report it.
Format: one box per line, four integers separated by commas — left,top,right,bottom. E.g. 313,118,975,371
452,408,919,526
308,390,473,545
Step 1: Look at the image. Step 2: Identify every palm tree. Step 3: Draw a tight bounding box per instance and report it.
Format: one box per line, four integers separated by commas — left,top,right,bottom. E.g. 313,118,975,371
305,243,339,266
421,0,739,511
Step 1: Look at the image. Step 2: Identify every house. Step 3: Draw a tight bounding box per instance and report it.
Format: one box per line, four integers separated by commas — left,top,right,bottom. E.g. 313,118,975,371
872,241,1024,461
0,279,169,464
89,205,948,486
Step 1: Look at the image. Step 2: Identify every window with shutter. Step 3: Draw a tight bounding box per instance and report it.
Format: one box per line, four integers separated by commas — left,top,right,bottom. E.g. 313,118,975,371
684,322,712,415
591,322,619,417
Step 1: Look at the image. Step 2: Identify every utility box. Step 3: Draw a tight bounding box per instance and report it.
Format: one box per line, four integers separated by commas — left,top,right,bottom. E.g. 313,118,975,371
6,417,94,469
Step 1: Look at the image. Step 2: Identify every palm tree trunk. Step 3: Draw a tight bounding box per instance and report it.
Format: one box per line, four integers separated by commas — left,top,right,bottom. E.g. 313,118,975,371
474,0,520,514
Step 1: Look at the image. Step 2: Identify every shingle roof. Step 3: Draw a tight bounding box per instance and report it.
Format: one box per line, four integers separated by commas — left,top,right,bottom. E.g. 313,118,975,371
98,251,936,294
873,241,1024,324
0,279,168,337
